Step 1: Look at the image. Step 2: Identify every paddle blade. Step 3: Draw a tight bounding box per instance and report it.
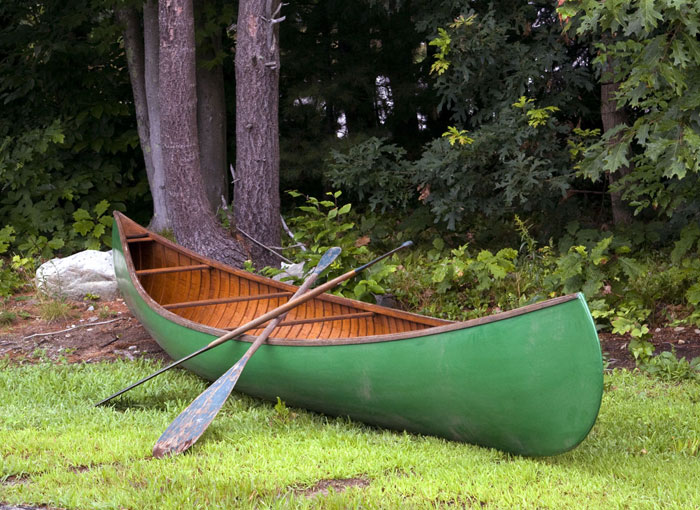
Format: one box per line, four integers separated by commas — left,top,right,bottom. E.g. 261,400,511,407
152,356,247,458
314,247,341,274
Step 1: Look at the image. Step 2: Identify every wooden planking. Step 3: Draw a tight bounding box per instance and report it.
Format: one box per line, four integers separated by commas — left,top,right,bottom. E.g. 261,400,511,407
155,243,170,306
210,271,230,329
200,260,218,326
274,312,374,328
118,214,445,340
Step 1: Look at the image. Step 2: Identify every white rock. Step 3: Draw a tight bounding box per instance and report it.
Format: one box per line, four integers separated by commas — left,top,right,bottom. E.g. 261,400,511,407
35,250,118,300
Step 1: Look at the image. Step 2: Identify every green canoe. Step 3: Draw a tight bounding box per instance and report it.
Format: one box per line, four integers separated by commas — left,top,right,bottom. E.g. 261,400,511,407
112,212,603,456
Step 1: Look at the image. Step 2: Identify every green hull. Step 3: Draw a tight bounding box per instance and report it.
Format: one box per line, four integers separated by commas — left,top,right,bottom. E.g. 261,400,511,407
113,228,603,456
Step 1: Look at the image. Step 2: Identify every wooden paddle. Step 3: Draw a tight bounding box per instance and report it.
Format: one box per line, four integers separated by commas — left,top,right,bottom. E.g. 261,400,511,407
151,247,341,458
94,241,412,407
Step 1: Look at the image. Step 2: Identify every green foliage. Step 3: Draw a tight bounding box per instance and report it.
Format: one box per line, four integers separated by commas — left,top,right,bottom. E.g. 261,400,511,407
640,351,700,383
412,91,583,229
512,96,561,128
561,0,700,218
283,191,398,302
386,217,700,369
671,223,700,264
441,126,474,146
272,396,297,424
428,14,477,76
72,200,113,250
326,138,415,213
0,226,15,253
0,227,33,297
0,308,17,326
0,1,147,258
412,2,598,229
428,27,453,76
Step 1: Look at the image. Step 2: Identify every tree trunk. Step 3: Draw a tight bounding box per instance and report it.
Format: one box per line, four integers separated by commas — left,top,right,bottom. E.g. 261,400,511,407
601,56,633,226
117,6,170,231
195,0,228,211
143,0,170,232
234,0,282,268
118,3,171,232
159,0,246,266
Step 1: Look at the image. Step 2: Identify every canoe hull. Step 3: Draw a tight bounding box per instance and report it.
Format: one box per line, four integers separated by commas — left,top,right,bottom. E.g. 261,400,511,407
113,223,603,456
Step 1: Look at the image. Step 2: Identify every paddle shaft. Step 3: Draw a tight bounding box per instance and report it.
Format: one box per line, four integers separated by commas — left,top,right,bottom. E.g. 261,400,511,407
95,241,411,406
234,270,319,364
151,259,324,457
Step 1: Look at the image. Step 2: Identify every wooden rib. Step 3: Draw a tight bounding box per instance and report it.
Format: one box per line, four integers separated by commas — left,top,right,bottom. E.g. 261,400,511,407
292,299,314,339
250,280,265,327
199,263,218,327
136,264,210,276
157,244,173,303
300,300,327,339
280,299,309,340
126,233,150,240
188,259,205,322
233,277,252,328
349,306,360,338
273,311,374,328
240,280,256,326
210,271,230,329
315,302,339,339
127,237,153,243
163,292,292,310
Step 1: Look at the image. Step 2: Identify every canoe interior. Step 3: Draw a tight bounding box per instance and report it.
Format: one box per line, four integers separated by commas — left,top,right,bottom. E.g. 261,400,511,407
114,212,448,341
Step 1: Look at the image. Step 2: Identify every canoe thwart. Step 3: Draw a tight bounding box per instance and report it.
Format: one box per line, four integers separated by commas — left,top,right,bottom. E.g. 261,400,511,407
136,264,210,276
163,292,293,310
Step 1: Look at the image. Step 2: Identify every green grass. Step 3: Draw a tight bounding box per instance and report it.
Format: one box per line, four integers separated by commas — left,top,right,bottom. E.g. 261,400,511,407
1,361,699,509
0,309,16,325
36,297,75,322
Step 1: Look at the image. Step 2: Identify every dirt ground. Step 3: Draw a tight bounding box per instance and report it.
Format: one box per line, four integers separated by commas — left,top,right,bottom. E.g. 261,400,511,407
0,297,169,365
1,296,700,369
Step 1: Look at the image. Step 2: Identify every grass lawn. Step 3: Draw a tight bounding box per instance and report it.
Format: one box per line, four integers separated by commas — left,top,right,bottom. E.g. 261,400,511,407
1,359,699,509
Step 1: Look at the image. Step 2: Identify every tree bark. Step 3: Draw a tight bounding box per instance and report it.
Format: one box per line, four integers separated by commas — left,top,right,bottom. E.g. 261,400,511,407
601,56,633,226
234,0,282,267
159,0,246,266
117,4,171,232
143,0,170,232
195,0,228,211
117,7,165,230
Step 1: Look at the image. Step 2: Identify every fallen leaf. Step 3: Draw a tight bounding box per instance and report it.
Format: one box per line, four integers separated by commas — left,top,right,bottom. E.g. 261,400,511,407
418,184,431,202
355,236,370,248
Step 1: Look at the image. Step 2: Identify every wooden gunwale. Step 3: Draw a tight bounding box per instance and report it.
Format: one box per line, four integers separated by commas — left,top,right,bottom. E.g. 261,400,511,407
114,212,581,347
